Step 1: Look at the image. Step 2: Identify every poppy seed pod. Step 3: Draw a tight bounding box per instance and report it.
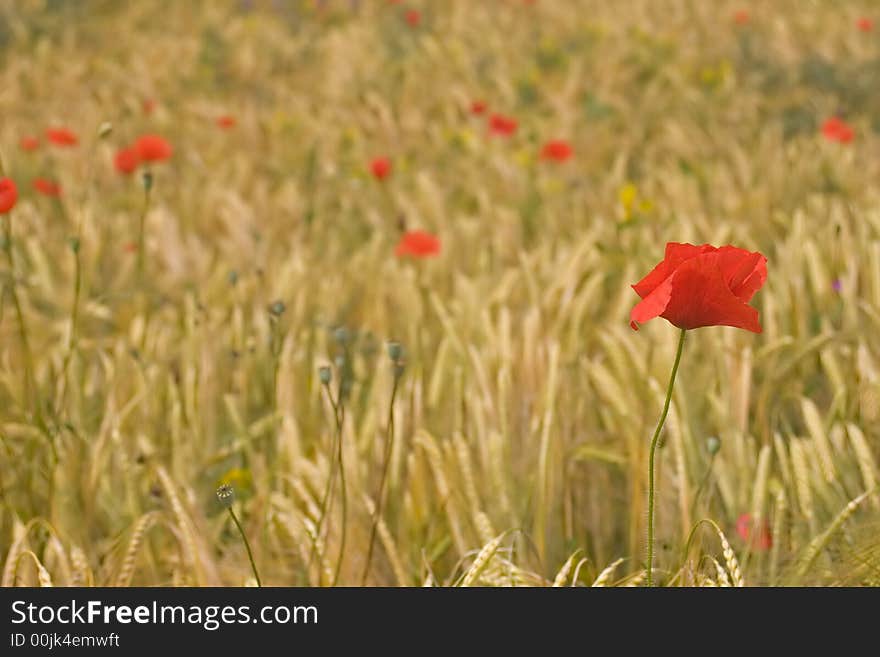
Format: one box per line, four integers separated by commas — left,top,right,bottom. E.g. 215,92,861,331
387,341,402,362
216,484,235,508
318,366,332,385
706,436,721,455
269,300,286,317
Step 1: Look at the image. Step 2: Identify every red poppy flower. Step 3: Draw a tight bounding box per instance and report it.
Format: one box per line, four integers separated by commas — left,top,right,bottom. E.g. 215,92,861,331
822,117,854,144
630,242,767,332
134,134,173,163
405,9,420,26
217,115,237,129
857,17,874,32
540,140,573,162
395,230,441,258
123,241,138,253
370,157,392,180
19,136,40,152
471,100,487,115
33,178,62,197
0,178,17,213
114,147,140,175
143,98,156,115
46,127,78,147
736,513,772,551
733,10,749,25
489,113,517,137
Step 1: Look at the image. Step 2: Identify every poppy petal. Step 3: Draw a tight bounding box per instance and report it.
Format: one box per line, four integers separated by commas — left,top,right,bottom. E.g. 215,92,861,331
630,274,675,330
632,242,715,298
660,253,762,332
716,247,767,302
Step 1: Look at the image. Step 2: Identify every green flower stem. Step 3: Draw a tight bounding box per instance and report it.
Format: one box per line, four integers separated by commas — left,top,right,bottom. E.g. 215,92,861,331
646,327,686,587
306,383,343,586
331,401,347,587
3,216,36,414
136,174,152,282
227,506,262,587
361,368,401,585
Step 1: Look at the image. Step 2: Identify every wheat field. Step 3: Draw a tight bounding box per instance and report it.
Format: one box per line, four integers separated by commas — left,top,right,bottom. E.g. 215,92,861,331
1,0,879,588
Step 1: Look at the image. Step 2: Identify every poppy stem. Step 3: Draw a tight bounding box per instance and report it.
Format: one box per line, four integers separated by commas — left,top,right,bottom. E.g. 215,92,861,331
306,382,343,585
360,364,401,586
331,395,347,586
136,172,152,282
3,215,36,415
646,327,686,587
226,506,262,587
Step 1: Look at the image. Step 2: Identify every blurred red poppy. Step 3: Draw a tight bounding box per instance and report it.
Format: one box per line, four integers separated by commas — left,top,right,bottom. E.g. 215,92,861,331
46,127,78,147
33,178,62,197
19,136,40,152
540,140,573,162
217,115,237,129
736,513,772,551
395,230,441,258
123,242,138,253
630,242,767,332
822,116,854,144
0,178,17,213
405,9,420,26
134,134,173,162
489,113,517,137
471,101,487,115
370,157,392,180
114,147,140,175
143,98,156,115
733,10,749,25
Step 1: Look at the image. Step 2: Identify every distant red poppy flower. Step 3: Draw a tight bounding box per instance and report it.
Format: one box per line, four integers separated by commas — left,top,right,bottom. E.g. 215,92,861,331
733,10,749,25
33,178,62,197
405,9,420,26
630,242,767,332
143,98,156,115
370,157,392,180
46,127,78,147
471,100,487,115
857,17,874,32
217,115,236,129
395,230,441,258
736,513,772,551
123,242,138,253
19,136,40,152
134,134,173,163
489,113,517,137
540,140,573,162
822,116,854,144
0,178,17,213
114,147,140,175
